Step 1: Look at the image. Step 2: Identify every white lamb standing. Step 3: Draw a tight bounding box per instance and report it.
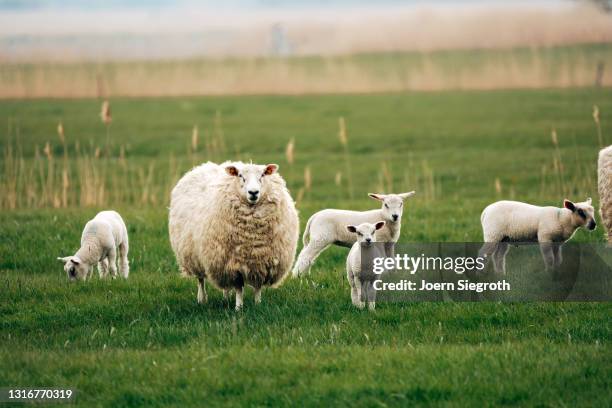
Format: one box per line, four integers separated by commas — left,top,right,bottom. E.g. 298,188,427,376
598,145,612,244
479,198,597,274
346,221,386,311
168,161,299,310
292,191,415,277
58,210,129,281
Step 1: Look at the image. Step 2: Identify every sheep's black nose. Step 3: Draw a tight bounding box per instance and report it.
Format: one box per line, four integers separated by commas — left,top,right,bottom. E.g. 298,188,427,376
392,214,398,221
248,190,259,197
366,238,372,243
589,220,597,230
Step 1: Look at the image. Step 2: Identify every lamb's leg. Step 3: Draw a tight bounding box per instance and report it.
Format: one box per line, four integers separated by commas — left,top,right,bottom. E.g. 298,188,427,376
539,241,555,271
353,277,365,309
552,243,563,268
292,240,330,277
384,242,395,259
347,267,359,306
235,286,244,311
223,289,231,300
197,277,207,304
254,287,262,305
98,258,109,278
366,281,376,311
478,242,498,274
107,247,118,278
493,243,509,275
118,241,129,279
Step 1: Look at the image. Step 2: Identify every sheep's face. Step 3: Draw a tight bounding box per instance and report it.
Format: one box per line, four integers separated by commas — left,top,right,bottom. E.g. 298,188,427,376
57,256,89,281
564,198,597,231
368,191,416,223
226,163,278,205
347,221,385,246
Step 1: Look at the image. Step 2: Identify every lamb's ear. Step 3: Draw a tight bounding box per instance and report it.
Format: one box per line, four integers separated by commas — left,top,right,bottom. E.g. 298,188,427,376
225,166,239,177
347,225,357,233
368,193,385,201
375,221,386,230
57,256,69,263
264,164,278,175
564,199,576,212
586,197,592,205
399,191,416,200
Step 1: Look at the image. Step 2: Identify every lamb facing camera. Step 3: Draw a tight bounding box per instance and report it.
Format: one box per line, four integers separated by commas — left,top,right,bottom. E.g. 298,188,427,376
345,221,386,311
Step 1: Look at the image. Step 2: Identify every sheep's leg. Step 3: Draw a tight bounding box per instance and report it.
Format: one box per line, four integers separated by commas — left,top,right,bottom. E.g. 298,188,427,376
366,281,376,311
552,243,563,268
384,242,395,259
235,286,244,311
197,277,207,304
478,242,498,274
107,247,118,278
493,243,509,275
538,241,555,271
223,289,231,300
118,241,129,279
292,240,330,277
347,267,359,305
98,258,109,278
254,287,262,305
353,277,365,309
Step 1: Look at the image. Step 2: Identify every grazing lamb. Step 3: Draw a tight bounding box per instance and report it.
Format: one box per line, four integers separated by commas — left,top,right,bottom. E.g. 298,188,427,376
598,145,612,244
168,161,299,310
346,221,386,311
292,191,415,277
479,199,597,274
58,210,129,281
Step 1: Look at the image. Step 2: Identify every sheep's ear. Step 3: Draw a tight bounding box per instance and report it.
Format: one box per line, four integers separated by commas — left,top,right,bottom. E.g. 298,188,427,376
347,225,357,233
564,199,576,212
57,256,69,263
368,193,385,201
399,191,416,200
225,166,239,177
264,164,278,175
586,197,592,205
375,221,386,230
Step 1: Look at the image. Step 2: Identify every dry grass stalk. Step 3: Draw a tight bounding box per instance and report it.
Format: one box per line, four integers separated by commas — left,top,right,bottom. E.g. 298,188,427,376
593,105,604,148
335,171,342,186
57,122,65,145
192,125,199,152
100,100,112,125
338,116,354,199
304,166,312,191
285,138,294,165
495,177,502,195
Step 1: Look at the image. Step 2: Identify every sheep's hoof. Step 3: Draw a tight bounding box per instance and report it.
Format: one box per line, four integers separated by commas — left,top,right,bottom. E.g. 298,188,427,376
354,302,365,310
368,302,376,311
235,304,243,312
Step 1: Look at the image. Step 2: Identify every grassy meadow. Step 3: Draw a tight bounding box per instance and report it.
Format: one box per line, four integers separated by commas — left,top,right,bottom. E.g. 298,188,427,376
1,87,611,406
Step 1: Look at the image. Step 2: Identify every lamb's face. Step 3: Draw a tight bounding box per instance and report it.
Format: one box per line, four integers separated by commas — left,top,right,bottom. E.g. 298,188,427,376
368,191,416,223
564,198,597,231
347,221,385,246
225,163,279,205
57,256,89,281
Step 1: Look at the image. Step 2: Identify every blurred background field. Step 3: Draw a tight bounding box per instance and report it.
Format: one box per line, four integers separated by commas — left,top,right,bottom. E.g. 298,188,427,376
1,0,611,406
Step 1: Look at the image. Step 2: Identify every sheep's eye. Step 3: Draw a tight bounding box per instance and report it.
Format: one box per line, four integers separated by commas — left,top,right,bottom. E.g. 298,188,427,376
357,232,363,236
384,204,389,208
577,209,586,219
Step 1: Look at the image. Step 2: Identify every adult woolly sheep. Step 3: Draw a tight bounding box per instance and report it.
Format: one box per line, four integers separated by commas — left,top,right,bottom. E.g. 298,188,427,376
169,161,299,310
598,145,612,244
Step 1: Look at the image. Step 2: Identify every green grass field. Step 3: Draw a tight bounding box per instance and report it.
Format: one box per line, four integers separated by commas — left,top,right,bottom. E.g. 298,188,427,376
1,88,611,406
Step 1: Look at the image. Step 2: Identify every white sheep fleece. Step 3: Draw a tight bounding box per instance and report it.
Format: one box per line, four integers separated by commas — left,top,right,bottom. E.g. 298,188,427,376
480,199,596,273
598,145,612,243
292,192,415,277
346,222,386,311
59,210,129,280
168,161,299,309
